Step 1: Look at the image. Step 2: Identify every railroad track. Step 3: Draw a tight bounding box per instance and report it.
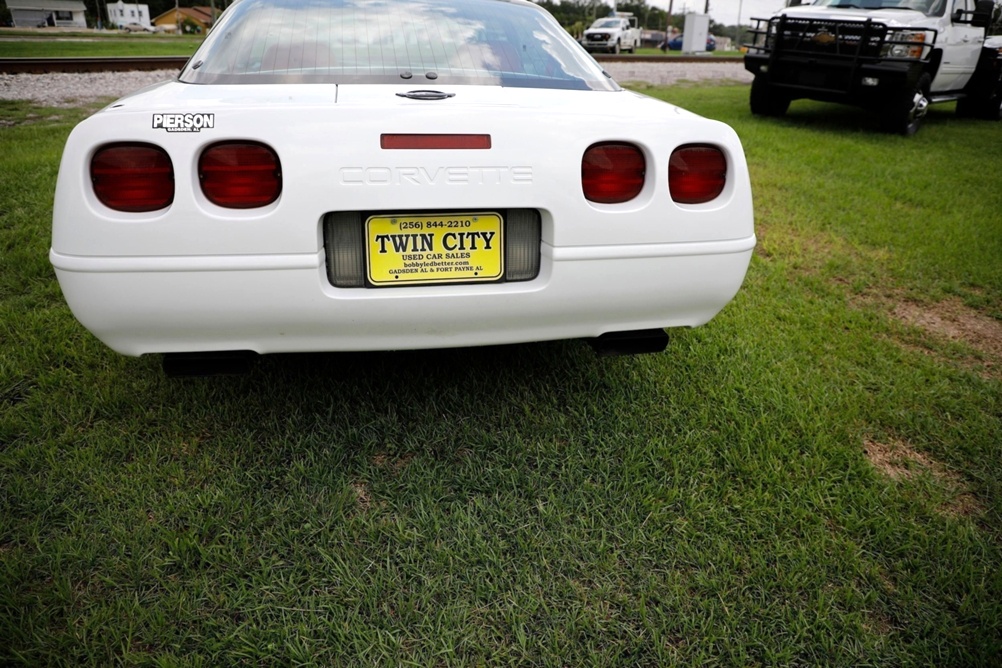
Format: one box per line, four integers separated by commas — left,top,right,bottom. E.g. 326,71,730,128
0,56,190,74
0,54,742,75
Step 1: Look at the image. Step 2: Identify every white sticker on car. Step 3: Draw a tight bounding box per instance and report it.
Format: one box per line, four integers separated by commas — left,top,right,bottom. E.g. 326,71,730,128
152,113,215,133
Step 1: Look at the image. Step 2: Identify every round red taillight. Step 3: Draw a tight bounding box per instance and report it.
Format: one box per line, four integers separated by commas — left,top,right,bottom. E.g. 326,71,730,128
199,142,282,208
668,145,727,204
582,142,646,204
91,143,174,212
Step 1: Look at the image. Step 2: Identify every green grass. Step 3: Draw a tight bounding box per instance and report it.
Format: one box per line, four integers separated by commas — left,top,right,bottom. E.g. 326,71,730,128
1,87,1001,665
0,34,203,57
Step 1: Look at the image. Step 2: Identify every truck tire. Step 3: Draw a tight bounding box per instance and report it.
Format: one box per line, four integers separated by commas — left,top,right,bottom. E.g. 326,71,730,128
749,76,790,117
975,86,1002,120
955,96,979,118
612,40,620,55
956,85,1002,120
882,73,930,136
984,94,1002,120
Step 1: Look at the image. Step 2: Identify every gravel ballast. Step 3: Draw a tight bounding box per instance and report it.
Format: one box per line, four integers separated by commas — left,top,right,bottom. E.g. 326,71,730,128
1,62,751,107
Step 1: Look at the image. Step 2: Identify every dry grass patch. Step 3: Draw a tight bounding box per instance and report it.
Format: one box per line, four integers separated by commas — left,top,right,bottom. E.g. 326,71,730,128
853,293,1002,379
371,452,416,473
863,438,983,518
350,481,373,512
890,298,1002,364
754,222,891,280
863,608,895,636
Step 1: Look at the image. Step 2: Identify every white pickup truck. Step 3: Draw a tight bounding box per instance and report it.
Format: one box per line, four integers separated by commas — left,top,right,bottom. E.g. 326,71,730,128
581,13,642,54
744,0,1002,134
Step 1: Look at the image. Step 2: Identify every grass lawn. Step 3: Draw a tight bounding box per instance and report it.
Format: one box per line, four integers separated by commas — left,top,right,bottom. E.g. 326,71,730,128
0,33,203,58
1,86,1000,665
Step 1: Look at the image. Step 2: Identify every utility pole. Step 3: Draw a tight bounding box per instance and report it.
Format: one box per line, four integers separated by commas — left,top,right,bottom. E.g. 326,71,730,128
737,0,744,44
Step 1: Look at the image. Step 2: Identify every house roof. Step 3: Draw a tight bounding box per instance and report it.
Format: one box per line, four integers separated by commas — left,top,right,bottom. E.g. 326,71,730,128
6,0,87,10
152,5,220,25
189,6,218,22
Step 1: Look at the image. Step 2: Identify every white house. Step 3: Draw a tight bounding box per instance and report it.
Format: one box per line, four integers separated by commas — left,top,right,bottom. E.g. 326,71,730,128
8,0,88,28
109,0,152,29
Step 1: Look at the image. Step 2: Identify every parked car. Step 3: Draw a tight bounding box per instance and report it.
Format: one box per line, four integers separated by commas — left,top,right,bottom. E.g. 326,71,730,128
665,33,717,51
581,12,642,54
51,0,755,373
121,22,152,32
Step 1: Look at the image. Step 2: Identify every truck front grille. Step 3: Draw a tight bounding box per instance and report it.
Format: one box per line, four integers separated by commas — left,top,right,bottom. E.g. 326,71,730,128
745,15,913,61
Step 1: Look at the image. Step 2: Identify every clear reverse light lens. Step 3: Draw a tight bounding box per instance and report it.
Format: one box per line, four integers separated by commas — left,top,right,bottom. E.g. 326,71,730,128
505,209,541,282
327,212,365,288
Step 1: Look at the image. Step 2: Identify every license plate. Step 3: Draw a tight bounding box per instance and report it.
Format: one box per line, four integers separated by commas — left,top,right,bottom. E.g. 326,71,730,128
366,212,504,286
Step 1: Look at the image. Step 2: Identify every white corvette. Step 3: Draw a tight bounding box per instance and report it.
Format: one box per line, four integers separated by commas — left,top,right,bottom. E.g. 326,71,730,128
50,0,755,370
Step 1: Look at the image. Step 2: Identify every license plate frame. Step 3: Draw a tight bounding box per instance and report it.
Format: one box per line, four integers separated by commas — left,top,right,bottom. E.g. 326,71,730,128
365,212,504,287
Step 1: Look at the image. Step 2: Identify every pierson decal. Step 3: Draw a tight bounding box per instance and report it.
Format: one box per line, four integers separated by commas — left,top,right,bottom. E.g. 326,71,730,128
152,113,215,133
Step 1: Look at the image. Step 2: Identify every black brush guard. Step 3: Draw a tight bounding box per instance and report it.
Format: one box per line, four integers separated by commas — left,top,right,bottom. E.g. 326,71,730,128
744,15,936,96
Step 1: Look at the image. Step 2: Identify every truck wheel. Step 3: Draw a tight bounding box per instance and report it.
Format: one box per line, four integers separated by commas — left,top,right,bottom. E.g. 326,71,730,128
955,95,980,118
749,76,790,117
612,41,620,55
981,92,1002,121
958,75,1002,120
882,73,930,136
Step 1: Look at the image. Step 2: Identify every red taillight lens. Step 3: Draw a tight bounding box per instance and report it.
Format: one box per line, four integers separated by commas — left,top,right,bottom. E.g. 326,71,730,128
91,143,174,212
668,145,727,204
199,142,282,208
582,142,646,204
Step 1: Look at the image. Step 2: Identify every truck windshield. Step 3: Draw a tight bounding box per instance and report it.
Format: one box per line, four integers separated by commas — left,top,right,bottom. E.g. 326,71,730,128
592,19,622,27
811,0,945,16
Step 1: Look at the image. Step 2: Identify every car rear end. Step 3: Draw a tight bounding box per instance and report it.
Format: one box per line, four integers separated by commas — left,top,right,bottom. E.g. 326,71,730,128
50,0,755,357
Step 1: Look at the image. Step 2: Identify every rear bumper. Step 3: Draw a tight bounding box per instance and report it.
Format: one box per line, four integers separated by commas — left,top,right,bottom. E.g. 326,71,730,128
51,236,755,356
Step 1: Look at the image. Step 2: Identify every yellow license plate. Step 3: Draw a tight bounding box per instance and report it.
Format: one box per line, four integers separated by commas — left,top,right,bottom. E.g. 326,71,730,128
366,213,504,286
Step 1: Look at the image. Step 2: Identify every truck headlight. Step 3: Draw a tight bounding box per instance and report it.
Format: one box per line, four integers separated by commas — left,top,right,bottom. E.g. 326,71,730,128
882,31,928,59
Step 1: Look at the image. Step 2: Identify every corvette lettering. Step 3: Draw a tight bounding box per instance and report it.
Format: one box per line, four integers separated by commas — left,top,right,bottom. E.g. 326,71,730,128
152,113,215,132
339,166,533,186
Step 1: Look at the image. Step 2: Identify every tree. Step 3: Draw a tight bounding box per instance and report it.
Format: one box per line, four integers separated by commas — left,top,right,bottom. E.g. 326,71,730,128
0,0,13,28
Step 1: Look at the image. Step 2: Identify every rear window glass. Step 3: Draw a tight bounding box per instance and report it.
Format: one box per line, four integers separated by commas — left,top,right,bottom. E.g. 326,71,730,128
181,0,618,91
